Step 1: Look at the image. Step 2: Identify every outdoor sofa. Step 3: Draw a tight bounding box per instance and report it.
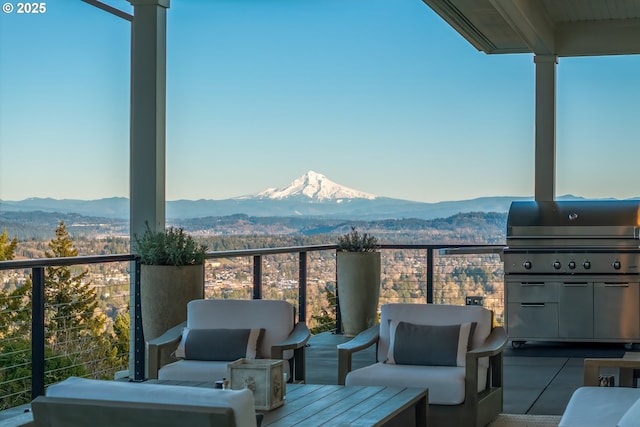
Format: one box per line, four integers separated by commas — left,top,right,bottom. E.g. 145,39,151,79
559,357,640,427
8,376,258,427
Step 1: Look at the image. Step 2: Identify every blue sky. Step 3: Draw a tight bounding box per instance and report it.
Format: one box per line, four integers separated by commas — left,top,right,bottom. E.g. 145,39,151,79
1,0,639,204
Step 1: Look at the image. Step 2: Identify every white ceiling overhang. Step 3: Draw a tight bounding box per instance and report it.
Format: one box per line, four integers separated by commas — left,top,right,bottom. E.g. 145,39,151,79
421,0,640,56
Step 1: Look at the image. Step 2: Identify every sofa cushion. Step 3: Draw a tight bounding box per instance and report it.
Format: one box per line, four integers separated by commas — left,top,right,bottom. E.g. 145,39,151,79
345,362,487,405
387,320,474,367
175,328,263,361
559,386,640,427
617,395,640,427
45,376,257,427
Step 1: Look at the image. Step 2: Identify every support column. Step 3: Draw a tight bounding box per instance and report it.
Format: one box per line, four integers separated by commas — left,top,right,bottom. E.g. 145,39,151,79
129,0,169,237
128,0,170,379
534,55,557,201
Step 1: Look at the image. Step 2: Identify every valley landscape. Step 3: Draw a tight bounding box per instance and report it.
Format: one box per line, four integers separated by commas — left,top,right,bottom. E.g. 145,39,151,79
2,170,619,334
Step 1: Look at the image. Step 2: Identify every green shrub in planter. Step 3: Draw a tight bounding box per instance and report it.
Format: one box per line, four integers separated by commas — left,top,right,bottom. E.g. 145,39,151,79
337,226,379,253
134,223,207,266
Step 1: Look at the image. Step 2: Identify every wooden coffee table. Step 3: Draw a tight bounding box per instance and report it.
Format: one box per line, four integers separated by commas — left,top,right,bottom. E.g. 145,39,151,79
262,384,428,427
148,380,428,426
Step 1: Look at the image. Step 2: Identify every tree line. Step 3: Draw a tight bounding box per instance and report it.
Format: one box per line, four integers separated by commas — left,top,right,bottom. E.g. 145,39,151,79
0,224,129,410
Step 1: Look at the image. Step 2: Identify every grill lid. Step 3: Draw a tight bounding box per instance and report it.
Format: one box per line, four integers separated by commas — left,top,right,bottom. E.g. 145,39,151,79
507,200,640,248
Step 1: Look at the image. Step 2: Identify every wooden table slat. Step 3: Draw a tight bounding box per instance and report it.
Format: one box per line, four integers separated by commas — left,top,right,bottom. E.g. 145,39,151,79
350,387,428,426
294,386,389,427
280,383,327,401
323,387,412,426
263,385,367,426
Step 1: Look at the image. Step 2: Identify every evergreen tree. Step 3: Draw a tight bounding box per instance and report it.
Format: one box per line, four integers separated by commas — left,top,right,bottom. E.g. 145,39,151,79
113,310,130,364
0,229,20,340
0,222,125,409
309,285,337,334
42,222,120,376
0,228,18,261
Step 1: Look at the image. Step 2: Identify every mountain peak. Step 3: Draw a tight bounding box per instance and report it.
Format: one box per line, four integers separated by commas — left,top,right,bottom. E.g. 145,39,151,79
256,171,376,201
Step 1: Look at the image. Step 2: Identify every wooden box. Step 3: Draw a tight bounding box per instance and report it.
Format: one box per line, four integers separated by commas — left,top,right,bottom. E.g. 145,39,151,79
228,358,285,410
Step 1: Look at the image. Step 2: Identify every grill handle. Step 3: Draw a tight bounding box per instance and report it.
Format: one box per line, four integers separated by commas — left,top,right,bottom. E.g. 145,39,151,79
520,303,545,307
563,283,588,287
604,283,630,287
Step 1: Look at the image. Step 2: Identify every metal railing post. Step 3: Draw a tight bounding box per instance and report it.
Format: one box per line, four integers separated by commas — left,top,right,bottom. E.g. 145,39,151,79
31,266,45,399
426,247,434,303
298,251,307,323
253,255,262,299
133,260,145,381
335,251,342,334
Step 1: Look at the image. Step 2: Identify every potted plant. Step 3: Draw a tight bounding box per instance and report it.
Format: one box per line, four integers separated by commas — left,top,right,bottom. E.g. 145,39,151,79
336,226,381,337
134,223,208,344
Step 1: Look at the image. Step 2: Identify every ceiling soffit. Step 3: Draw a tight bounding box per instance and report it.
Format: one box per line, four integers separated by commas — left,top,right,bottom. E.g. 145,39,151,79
421,0,640,56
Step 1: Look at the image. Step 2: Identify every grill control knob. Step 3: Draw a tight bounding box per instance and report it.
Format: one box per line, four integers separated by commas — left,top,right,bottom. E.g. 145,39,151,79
583,261,591,270
568,261,576,269
613,261,621,270
553,261,562,270
523,261,532,270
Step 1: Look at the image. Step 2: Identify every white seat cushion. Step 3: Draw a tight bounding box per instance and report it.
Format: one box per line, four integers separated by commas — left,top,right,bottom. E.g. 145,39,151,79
158,360,229,382
158,358,291,382
345,362,487,405
559,386,640,427
46,376,257,427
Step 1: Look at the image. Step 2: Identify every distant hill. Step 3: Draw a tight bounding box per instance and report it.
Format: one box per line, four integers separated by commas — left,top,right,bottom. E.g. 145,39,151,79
1,171,532,221
0,209,509,244
2,171,619,225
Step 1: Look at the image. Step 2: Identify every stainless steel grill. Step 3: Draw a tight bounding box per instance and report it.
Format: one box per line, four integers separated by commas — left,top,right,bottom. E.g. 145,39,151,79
504,200,640,274
503,200,640,347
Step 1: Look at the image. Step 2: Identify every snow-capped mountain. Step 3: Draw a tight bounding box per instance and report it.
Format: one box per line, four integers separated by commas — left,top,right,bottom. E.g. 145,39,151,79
256,171,376,201
1,170,550,221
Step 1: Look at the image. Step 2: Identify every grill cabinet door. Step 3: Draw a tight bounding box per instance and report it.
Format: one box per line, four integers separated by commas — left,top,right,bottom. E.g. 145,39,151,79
559,281,593,339
594,281,640,340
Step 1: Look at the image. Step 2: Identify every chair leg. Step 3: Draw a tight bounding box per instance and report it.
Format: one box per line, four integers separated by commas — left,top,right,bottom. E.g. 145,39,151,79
293,347,305,383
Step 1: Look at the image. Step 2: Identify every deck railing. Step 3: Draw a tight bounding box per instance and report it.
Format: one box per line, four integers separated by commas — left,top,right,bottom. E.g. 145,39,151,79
0,243,503,410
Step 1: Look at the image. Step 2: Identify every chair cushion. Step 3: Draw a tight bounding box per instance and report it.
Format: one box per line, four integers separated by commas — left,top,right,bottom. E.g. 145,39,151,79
345,362,487,405
378,304,492,369
158,358,292,383
175,328,263,361
187,299,294,360
558,386,640,427
45,376,257,427
387,320,474,367
158,360,229,382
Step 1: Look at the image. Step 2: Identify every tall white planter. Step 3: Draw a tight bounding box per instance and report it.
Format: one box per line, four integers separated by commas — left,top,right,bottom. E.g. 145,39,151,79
337,251,381,337
140,264,204,343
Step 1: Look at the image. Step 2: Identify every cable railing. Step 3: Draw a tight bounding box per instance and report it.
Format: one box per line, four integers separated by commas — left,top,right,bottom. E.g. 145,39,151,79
0,243,503,411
